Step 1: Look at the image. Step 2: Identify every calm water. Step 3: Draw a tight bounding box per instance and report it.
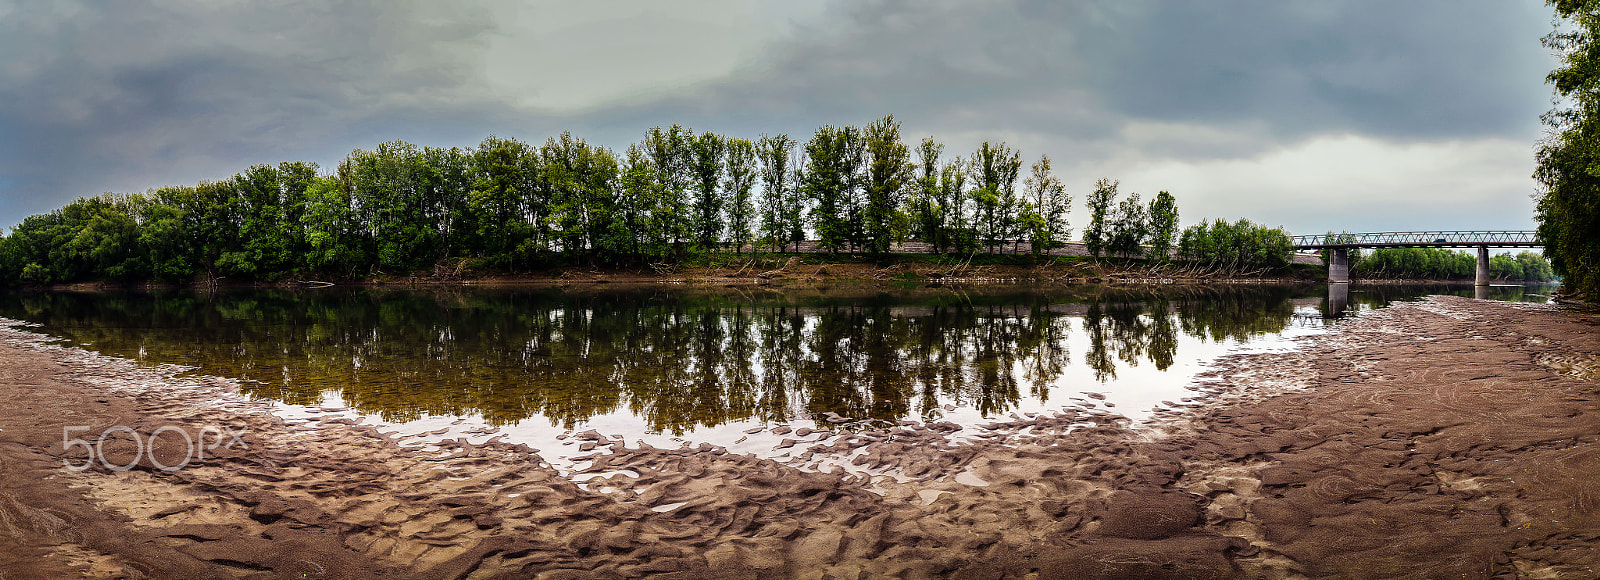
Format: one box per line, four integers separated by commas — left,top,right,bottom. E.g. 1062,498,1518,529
0,282,1555,463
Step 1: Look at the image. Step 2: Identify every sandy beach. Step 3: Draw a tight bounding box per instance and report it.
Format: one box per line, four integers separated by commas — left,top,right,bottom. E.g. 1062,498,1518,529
0,295,1596,579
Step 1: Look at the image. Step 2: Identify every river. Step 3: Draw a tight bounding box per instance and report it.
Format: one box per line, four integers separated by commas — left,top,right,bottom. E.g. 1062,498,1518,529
0,282,1556,472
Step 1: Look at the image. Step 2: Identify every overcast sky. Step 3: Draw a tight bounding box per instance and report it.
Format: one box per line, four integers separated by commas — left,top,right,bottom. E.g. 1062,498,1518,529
0,0,1558,236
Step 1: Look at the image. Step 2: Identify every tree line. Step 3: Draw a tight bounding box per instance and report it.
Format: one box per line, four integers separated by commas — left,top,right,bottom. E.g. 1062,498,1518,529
1350,247,1556,282
0,116,1079,284
2,114,1270,285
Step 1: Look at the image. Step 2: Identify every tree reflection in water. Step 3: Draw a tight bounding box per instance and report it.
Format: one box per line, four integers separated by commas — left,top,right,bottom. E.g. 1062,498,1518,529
0,284,1365,434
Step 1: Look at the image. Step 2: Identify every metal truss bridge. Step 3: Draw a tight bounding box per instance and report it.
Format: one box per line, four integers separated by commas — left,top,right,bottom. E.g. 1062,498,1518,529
1292,231,1539,250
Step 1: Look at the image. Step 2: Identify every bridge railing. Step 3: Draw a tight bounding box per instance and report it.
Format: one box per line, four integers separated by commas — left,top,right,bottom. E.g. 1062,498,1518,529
1292,231,1539,249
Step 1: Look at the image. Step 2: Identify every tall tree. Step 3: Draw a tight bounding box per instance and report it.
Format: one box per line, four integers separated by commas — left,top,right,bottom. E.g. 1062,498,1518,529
970,141,1022,253
643,125,694,254
1108,191,1148,257
616,144,657,261
129,187,197,281
1083,178,1118,258
724,137,758,254
543,132,618,260
302,175,365,275
1536,0,1600,297
231,164,293,276
1022,155,1070,258
939,157,975,253
913,137,945,252
417,147,473,259
861,115,912,257
781,156,807,253
756,134,797,252
689,131,727,251
802,125,863,253
468,136,538,266
1145,190,1179,261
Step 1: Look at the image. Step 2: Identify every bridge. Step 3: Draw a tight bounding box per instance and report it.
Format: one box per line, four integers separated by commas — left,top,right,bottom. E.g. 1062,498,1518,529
1291,231,1540,286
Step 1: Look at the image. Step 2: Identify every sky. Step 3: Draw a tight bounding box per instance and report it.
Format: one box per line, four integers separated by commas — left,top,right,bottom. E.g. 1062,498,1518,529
0,0,1560,236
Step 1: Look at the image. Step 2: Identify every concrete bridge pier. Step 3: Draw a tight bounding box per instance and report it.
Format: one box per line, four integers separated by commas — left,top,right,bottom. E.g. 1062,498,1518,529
1475,246,1489,287
1328,248,1350,284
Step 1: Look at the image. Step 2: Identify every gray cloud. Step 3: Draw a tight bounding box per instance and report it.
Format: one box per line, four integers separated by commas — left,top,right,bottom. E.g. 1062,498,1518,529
620,0,1551,153
0,0,508,225
0,0,1558,234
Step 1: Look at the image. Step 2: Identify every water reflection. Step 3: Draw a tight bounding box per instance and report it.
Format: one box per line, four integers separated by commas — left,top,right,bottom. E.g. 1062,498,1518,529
0,283,1549,434
1327,283,1350,318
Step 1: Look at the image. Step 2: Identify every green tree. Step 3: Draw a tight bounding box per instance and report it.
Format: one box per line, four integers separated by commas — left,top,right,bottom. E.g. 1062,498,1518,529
1145,191,1178,262
1517,251,1557,281
230,164,294,277
970,141,1021,253
276,161,322,266
1317,232,1363,268
1353,247,1475,279
1490,253,1525,280
802,125,864,253
616,144,659,261
543,132,619,261
302,175,366,276
7,196,145,283
1108,191,1148,257
1083,178,1118,258
0,233,16,283
187,177,250,281
342,141,453,272
468,136,539,266
724,137,758,254
1535,1,1600,297
861,115,912,257
643,125,695,255
940,157,975,254
1177,218,1293,274
130,189,198,282
1022,155,1070,258
756,134,798,252
912,137,946,251
689,131,727,251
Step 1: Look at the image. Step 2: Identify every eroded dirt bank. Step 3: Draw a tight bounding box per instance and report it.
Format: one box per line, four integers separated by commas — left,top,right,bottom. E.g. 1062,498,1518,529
0,295,1595,579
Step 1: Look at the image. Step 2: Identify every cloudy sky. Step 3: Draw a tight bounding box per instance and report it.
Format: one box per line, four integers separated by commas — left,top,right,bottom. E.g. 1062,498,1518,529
0,0,1558,236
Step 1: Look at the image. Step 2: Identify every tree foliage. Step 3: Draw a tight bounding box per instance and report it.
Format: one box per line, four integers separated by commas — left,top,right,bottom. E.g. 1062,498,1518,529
1536,0,1600,297
1108,191,1148,258
970,142,1022,254
1022,155,1071,259
1145,191,1179,262
689,131,727,252
756,134,798,252
1083,178,1117,258
1177,218,1294,274
861,115,912,257
1352,248,1557,281
801,125,864,253
911,138,946,251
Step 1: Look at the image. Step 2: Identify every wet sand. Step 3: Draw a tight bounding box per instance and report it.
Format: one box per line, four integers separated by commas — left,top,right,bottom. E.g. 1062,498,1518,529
0,295,1595,579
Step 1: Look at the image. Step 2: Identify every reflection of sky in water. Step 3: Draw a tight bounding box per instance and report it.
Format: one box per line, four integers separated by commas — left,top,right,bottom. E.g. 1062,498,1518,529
0,282,1558,472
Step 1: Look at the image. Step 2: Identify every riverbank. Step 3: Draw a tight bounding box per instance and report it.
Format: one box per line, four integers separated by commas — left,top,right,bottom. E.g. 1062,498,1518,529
0,295,1595,578
39,245,1330,291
